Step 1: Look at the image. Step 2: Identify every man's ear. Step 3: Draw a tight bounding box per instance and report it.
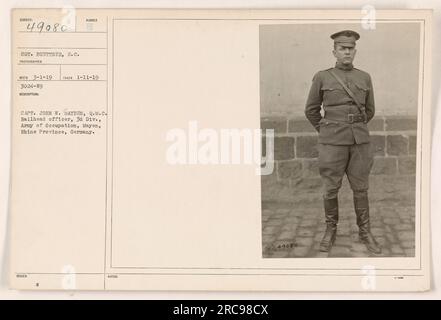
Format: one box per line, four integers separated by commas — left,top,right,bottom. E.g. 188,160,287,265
332,49,337,58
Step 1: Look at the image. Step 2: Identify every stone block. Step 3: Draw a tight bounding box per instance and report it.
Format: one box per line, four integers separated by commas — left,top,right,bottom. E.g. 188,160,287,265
334,236,351,247
371,227,384,237
288,119,316,133
351,243,369,252
290,246,310,257
368,118,384,131
300,219,318,228
261,117,287,134
402,241,414,249
290,177,323,191
262,226,278,235
393,224,413,231
385,232,396,242
267,251,289,258
385,116,417,131
295,237,314,247
390,245,404,255
387,135,408,156
329,246,352,257
383,217,401,225
296,136,318,158
398,156,416,175
278,160,302,179
277,230,297,241
397,231,414,241
302,159,319,177
370,135,386,156
409,135,416,155
273,136,295,160
404,248,415,257
265,218,284,227
371,157,397,175
297,227,315,237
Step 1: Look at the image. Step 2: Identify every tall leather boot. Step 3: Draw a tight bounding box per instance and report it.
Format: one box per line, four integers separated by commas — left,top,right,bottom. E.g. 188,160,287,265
354,193,381,254
319,198,339,252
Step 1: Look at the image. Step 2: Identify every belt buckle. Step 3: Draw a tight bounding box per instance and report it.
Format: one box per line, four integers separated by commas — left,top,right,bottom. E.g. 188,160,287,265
348,114,354,123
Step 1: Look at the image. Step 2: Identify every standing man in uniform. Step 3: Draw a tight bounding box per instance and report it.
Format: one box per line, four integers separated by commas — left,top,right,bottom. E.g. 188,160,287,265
305,30,381,254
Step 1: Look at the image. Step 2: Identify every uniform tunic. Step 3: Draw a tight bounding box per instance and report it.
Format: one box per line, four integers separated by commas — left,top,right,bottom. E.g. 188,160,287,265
305,63,375,145
304,62,375,199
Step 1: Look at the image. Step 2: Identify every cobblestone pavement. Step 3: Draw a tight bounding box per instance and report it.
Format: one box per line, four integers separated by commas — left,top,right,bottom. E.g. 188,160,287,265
262,203,415,258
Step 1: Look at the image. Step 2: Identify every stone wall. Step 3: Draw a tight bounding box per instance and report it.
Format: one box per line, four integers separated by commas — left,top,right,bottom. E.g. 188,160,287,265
261,115,417,209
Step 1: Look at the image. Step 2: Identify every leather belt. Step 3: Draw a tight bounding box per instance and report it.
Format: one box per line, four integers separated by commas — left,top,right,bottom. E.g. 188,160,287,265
325,113,366,124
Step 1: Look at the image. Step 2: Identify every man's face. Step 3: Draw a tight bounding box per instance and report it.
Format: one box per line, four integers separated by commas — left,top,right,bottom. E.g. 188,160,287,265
333,44,356,65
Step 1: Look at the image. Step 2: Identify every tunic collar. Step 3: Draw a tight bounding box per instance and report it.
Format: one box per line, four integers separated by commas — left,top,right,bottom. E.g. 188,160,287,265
335,62,354,71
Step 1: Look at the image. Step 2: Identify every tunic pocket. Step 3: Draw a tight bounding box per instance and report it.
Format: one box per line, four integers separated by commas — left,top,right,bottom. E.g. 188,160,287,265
321,85,346,105
354,83,369,104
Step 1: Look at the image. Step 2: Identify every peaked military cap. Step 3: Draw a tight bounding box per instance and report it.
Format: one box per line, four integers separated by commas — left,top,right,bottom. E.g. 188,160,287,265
330,30,360,47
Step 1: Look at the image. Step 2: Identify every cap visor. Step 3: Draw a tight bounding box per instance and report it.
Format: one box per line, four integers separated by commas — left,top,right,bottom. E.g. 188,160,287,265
335,42,355,48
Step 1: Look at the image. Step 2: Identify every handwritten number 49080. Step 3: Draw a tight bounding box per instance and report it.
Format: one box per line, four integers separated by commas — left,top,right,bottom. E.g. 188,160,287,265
26,22,68,33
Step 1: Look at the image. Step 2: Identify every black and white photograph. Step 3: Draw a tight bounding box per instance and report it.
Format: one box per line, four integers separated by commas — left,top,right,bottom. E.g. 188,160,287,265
260,23,421,258
4,8,433,293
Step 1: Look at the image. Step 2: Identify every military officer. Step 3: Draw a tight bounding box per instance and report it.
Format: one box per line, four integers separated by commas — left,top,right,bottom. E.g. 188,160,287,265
304,30,381,254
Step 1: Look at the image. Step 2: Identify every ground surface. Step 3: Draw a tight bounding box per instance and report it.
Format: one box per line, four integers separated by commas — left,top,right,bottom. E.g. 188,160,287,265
261,175,416,258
